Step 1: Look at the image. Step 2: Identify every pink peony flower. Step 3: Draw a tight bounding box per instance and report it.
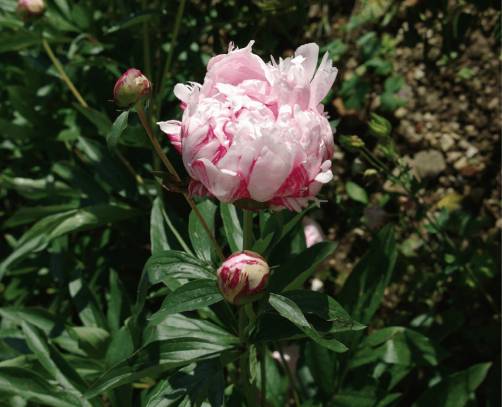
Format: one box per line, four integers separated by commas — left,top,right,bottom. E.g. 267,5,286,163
302,216,325,247
217,251,269,305
158,42,337,211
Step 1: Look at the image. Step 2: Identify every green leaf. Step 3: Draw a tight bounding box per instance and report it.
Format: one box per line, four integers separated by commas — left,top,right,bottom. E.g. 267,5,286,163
105,11,158,34
345,181,368,204
280,290,365,332
220,203,243,252
268,294,347,352
21,322,89,397
73,105,112,137
189,200,218,263
253,210,305,256
0,204,139,279
0,308,80,355
145,313,239,347
269,242,337,292
0,31,40,53
0,367,82,407
144,360,224,407
350,326,439,369
149,280,223,324
3,204,79,229
304,341,336,398
338,225,397,324
136,250,216,310
107,270,131,333
150,197,170,254
68,269,107,328
85,338,234,397
68,327,110,359
413,363,492,407
106,110,129,150
76,137,136,195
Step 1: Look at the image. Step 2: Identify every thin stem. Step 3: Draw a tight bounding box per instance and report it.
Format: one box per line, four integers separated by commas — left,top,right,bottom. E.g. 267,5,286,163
259,344,266,407
43,38,143,189
238,307,255,406
243,210,254,250
141,0,152,80
136,103,180,181
157,0,186,102
277,345,301,407
136,103,225,261
160,207,194,256
42,38,88,108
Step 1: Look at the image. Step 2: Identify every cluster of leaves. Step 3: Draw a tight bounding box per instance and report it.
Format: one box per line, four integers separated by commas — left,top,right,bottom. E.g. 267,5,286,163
0,0,499,407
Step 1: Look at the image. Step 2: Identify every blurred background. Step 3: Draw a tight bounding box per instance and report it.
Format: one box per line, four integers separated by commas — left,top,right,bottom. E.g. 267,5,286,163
0,0,500,406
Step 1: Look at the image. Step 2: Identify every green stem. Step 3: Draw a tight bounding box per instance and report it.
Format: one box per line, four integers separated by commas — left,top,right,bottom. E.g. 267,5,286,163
43,37,143,189
136,103,225,261
141,0,152,80
238,307,255,406
243,210,254,250
157,0,186,103
259,343,266,407
278,345,300,407
42,38,88,108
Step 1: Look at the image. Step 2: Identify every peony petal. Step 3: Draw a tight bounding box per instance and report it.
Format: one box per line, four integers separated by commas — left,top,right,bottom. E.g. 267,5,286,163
247,139,293,202
295,43,319,81
309,52,338,108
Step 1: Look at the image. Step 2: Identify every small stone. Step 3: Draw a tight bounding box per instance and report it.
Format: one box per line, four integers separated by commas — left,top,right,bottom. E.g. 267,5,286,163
413,150,446,179
453,157,468,171
395,107,407,118
466,145,479,158
447,151,462,163
440,133,455,151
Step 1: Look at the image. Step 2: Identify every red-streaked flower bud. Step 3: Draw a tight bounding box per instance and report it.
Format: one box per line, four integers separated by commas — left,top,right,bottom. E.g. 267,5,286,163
17,0,45,19
113,68,151,108
217,251,269,305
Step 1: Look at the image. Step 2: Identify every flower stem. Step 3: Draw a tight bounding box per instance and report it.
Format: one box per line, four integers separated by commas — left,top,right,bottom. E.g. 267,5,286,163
42,38,88,109
243,210,254,250
157,0,186,102
278,345,301,407
135,103,225,262
259,343,267,407
42,37,142,187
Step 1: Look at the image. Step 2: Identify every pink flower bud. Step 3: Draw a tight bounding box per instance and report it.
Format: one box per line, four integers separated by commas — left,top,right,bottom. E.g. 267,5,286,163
17,0,45,19
113,68,151,108
158,42,338,211
217,251,269,305
302,216,325,248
